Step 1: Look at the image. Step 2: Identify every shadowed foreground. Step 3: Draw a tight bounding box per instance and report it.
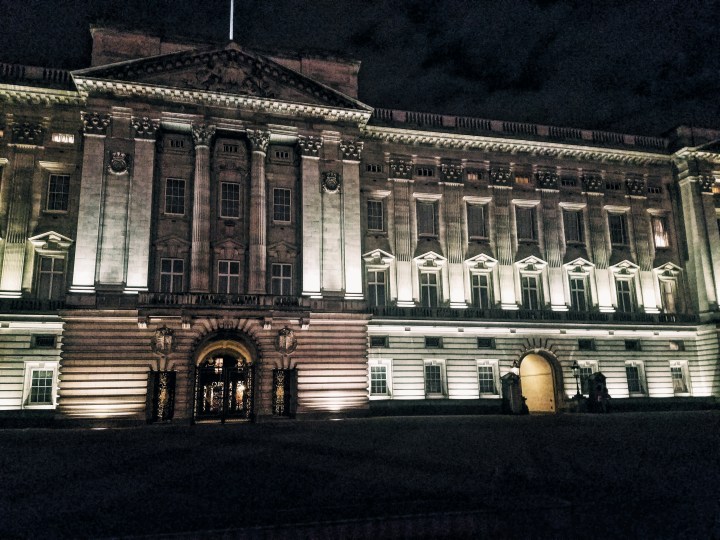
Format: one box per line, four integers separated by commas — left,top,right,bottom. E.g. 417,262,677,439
1,411,719,538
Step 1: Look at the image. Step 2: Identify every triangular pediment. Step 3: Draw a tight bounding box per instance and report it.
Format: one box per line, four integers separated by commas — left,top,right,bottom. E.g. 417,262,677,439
72,42,371,113
564,257,594,272
465,252,498,269
267,241,297,259
363,248,395,265
28,231,73,251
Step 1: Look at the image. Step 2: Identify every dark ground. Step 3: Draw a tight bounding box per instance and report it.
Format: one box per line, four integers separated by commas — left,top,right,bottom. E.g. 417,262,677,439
1,411,719,539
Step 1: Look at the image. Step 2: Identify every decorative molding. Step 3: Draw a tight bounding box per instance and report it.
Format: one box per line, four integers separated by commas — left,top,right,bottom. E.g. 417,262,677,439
274,327,297,355
389,159,412,179
535,170,559,189
698,175,715,193
131,116,159,139
11,121,44,145
489,167,512,185
191,124,216,147
107,151,131,175
440,163,463,183
625,176,646,197
82,112,110,135
339,139,363,160
247,129,270,153
322,171,341,193
297,135,323,157
582,174,603,192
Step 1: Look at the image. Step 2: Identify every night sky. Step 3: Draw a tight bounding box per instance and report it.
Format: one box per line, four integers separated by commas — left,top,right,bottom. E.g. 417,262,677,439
1,0,719,136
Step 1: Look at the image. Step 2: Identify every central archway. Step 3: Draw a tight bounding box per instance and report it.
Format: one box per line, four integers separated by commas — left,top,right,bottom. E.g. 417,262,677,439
519,353,556,412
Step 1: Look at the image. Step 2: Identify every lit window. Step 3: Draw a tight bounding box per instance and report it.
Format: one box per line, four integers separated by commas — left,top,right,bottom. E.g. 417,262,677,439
569,276,588,311
467,204,488,239
669,340,685,351
165,178,186,215
23,361,58,409
47,174,70,212
471,273,493,309
217,260,241,294
36,256,65,300
466,171,479,181
424,360,446,397
608,213,628,246
273,188,291,222
367,270,387,307
271,263,292,295
516,206,537,241
563,209,584,243
220,182,240,218
477,362,499,396
521,275,541,310
367,200,384,232
670,362,689,394
51,132,74,144
417,201,437,236
420,272,440,307
652,216,669,248
615,279,635,313
625,362,646,395
160,258,184,293
515,175,531,185
659,279,678,313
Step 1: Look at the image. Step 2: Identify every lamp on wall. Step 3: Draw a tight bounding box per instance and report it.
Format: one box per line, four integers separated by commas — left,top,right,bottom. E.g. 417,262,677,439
571,360,582,398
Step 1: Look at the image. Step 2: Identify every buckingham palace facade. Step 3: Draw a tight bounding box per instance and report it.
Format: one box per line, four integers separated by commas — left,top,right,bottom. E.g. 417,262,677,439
0,26,718,423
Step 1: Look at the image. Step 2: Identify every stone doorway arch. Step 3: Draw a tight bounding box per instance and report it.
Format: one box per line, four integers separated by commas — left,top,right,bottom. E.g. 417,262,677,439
519,351,561,413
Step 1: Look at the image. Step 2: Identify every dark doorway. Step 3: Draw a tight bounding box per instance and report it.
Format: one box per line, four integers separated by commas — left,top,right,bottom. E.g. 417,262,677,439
195,355,254,422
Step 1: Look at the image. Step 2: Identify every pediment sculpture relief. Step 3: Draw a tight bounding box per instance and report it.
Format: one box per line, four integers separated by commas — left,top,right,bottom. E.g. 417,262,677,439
184,58,275,97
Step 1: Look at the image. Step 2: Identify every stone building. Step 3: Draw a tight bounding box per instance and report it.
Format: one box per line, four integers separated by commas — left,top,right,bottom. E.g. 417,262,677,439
0,26,718,423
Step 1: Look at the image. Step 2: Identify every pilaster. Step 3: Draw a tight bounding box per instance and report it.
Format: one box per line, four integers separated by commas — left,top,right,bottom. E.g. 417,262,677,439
584,178,612,311
443,183,465,308
539,176,564,310
298,135,323,297
491,183,516,309
340,140,363,299
247,129,269,294
189,124,215,293
390,159,414,306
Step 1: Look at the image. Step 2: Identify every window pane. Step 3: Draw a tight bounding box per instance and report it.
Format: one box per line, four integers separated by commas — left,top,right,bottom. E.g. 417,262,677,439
671,366,688,393
564,210,584,243
467,205,487,238
616,279,634,313
570,277,587,311
471,273,492,309
367,270,387,307
367,200,384,231
218,260,241,293
626,366,642,393
165,179,185,215
516,207,536,241
417,202,436,236
220,183,240,218
271,264,292,295
478,365,496,394
29,369,53,404
37,257,64,300
521,275,540,309
609,214,628,245
47,175,70,211
425,364,442,394
580,367,593,394
652,216,669,248
273,188,291,222
370,366,387,395
660,280,677,313
420,273,439,307
160,258,183,293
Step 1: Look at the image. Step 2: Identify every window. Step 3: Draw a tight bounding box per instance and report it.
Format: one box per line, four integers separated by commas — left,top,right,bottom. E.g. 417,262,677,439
561,176,577,187
477,362,499,396
516,206,537,241
608,213,628,246
273,188,291,222
477,337,495,349
420,272,440,307
579,364,596,394
625,340,641,351
466,171,479,182
578,339,595,351
223,143,239,153
425,337,443,348
605,180,622,191
160,258,184,293
369,360,392,397
521,275,541,310
416,167,434,177
271,263,292,295
367,270,387,307
367,199,384,232
22,361,58,409
51,133,74,144
220,183,240,218
625,362,646,395
569,276,588,311
670,362,689,394
615,279,634,313
669,340,685,351
515,174,531,185
217,260,241,294
652,216,669,248
563,209,584,243
471,273,493,309
647,184,662,195
36,256,65,300
370,336,388,348
169,138,184,149
33,335,57,348
417,201,437,236
467,204,488,239
47,174,70,212
366,163,383,173
165,178,186,215
424,360,446,397
274,150,290,160
659,279,678,313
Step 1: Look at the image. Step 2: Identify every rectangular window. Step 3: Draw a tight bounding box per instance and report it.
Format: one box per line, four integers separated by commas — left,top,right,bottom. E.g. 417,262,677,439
370,336,388,348
626,363,645,394
670,364,689,394
51,133,74,144
652,216,669,248
659,279,678,313
366,163,383,173
615,279,634,313
466,171,479,182
37,256,65,300
417,201,437,236
516,206,537,241
273,188,291,222
669,340,685,351
515,175,531,185
271,263,292,296
569,276,588,311
33,335,57,348
367,270,387,307
223,143,239,153
647,184,662,195
165,178,186,215
424,337,443,348
625,340,641,351
420,272,439,307
220,183,241,218
521,275,541,310
578,339,595,351
477,337,495,349
471,273,492,309
605,181,622,191
47,174,70,211
467,204,488,239
580,366,594,394
477,363,498,395
274,150,290,160
416,167,434,177
29,369,54,404
160,258,184,293
561,176,577,187
367,200,384,232
608,213,628,246
370,365,388,395
217,260,241,294
424,361,445,396
169,138,184,149
563,209,584,243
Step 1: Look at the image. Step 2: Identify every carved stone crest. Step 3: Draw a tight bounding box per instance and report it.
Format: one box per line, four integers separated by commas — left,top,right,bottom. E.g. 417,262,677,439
275,327,297,355
339,140,363,161
297,135,323,157
108,152,130,175
11,122,44,145
389,159,412,179
131,116,159,139
322,172,341,193
151,326,175,357
82,112,111,135
184,53,275,98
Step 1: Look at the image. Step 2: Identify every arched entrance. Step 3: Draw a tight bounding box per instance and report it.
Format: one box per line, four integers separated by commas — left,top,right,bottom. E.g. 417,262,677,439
194,338,255,422
519,353,557,413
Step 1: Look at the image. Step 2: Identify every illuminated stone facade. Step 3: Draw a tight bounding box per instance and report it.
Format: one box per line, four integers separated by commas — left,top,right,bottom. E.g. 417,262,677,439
0,27,718,422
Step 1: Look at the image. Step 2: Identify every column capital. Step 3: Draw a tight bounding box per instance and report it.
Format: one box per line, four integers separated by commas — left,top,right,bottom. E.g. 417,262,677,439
82,111,110,135
11,121,45,146
247,129,270,153
191,124,216,147
389,158,412,179
131,116,160,140
297,135,323,157
339,139,363,161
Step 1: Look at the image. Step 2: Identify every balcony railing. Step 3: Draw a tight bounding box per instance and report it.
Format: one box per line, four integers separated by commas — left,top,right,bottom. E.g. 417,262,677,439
0,298,66,312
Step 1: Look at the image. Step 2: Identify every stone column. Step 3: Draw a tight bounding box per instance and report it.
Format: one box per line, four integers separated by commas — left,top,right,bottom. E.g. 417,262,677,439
389,159,414,307
189,124,215,293
125,117,159,293
0,122,44,297
70,113,110,293
340,140,363,300
490,169,515,309
247,130,270,294
298,136,323,297
583,175,613,311
700,175,720,309
626,177,656,312
538,172,564,310
441,167,465,308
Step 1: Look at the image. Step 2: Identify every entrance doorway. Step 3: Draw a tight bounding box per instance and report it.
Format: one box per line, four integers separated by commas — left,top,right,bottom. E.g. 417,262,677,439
194,340,255,422
519,353,556,412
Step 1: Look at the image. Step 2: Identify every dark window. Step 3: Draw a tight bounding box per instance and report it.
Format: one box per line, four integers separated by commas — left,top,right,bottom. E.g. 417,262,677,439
516,206,537,241
169,138,184,149
220,182,241,218
521,275,541,309
367,200,384,231
370,365,388,395
29,370,54,404
425,336,442,348
417,201,437,236
626,365,643,394
615,279,634,313
33,335,57,348
271,264,292,295
569,277,588,311
273,188,291,222
561,176,577,187
367,270,387,307
47,174,70,211
416,167,434,177
420,272,439,307
424,364,443,394
467,204,488,238
274,150,290,160
563,209,584,243
625,340,641,351
37,257,65,300
647,184,662,195
223,143,239,153
608,214,628,245
578,339,595,351
605,181,622,191
370,336,388,348
478,365,497,394
580,367,593,394
471,273,492,309
165,178,185,215
366,163,383,173
477,337,496,349
160,258,184,293
217,260,241,294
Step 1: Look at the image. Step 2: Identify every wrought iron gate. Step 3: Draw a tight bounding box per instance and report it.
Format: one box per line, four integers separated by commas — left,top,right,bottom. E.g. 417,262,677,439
195,355,254,422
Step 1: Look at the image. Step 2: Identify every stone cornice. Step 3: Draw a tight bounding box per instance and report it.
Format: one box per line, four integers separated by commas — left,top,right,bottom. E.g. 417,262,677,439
362,125,670,166
72,77,372,126
0,83,83,106
672,148,720,165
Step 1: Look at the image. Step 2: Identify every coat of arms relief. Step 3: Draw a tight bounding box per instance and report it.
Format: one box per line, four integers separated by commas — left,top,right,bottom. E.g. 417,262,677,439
183,57,275,97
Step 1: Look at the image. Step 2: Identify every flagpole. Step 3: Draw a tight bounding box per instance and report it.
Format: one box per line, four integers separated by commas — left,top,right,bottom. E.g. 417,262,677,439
229,0,234,41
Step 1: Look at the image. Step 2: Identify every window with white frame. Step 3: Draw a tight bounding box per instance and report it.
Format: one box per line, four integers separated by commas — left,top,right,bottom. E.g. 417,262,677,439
516,205,537,241
608,213,628,246
569,275,589,311
578,361,597,394
521,274,542,310
160,258,184,293
477,360,499,396
424,359,446,397
165,178,186,215
271,263,292,295
220,182,241,218
23,361,59,409
563,209,584,244
369,360,392,397
625,361,646,395
467,204,488,239
217,260,241,294
659,278,678,313
615,278,635,313
273,188,291,222
651,215,669,248
367,269,387,307
670,362,690,394
420,272,440,307
416,200,438,237
36,256,65,300
367,199,384,232
471,273,493,309
46,174,70,212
